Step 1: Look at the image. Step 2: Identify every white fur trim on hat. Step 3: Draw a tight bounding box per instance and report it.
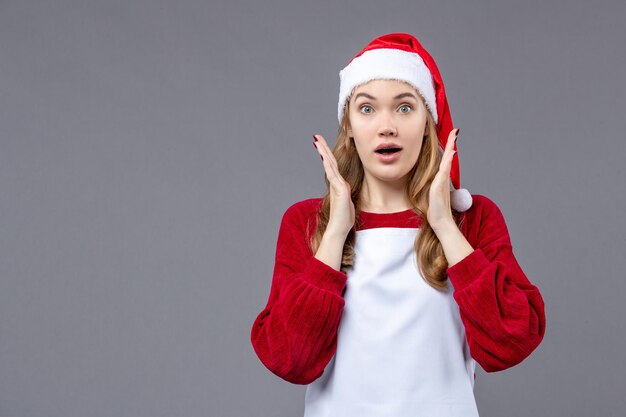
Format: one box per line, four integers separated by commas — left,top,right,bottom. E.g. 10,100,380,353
338,48,438,124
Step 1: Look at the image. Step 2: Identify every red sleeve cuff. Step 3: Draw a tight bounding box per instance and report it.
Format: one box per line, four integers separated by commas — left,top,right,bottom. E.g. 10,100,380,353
301,256,348,295
446,248,491,292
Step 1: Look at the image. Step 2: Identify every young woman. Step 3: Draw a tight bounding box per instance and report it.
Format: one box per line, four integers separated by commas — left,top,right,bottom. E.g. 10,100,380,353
250,32,546,417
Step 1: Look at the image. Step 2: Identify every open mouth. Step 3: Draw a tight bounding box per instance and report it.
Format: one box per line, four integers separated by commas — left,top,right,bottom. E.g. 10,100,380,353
375,148,401,154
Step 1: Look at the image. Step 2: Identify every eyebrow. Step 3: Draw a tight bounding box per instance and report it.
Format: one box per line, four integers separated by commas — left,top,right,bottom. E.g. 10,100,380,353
353,92,419,101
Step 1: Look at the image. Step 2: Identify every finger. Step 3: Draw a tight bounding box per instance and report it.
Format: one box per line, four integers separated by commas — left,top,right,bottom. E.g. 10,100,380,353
313,134,330,163
323,156,348,191
433,154,454,193
435,147,457,190
314,134,342,179
313,134,344,187
439,128,459,170
440,148,456,176
314,134,340,173
444,128,459,156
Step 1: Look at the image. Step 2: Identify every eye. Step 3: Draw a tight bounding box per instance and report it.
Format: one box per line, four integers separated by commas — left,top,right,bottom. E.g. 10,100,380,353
359,105,373,114
399,104,412,113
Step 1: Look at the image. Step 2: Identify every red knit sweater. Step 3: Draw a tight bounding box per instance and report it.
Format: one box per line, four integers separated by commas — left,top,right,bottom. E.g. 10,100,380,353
250,194,546,385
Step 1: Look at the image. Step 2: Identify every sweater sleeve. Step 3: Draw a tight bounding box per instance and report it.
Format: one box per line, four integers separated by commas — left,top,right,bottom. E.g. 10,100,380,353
446,195,546,373
250,201,348,384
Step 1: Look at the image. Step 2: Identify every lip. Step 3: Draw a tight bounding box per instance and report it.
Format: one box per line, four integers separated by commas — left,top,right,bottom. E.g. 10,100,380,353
374,149,402,163
374,142,402,163
374,142,402,151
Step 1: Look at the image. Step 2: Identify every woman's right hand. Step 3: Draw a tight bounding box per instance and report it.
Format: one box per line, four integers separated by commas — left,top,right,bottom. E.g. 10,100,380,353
313,134,355,237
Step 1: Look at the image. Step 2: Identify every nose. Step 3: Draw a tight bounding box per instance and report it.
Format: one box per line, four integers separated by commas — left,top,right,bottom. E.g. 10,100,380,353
377,111,397,137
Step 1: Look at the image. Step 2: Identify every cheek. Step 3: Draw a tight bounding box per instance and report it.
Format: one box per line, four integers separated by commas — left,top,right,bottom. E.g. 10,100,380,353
353,141,368,160
407,143,424,163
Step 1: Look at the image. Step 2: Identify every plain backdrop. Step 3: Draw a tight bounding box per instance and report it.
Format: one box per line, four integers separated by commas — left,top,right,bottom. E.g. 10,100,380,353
1,0,625,416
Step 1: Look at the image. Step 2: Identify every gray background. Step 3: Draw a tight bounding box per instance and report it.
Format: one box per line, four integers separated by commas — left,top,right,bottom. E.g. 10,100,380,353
1,0,624,416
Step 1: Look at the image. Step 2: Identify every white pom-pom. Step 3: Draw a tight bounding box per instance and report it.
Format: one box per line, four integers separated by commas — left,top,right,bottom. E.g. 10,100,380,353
451,188,473,212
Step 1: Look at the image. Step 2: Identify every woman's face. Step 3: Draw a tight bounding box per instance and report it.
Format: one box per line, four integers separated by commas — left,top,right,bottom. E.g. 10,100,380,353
347,79,428,186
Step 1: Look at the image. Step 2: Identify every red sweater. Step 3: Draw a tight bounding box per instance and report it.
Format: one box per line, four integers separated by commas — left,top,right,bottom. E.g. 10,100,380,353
250,194,546,385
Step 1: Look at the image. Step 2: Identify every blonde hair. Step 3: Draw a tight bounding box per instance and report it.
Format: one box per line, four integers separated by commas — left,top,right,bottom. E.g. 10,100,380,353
308,97,465,291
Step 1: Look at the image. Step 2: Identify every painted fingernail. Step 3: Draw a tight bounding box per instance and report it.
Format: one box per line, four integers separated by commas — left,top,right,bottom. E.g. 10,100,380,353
312,135,318,142
313,142,317,149
456,128,460,136
320,154,324,161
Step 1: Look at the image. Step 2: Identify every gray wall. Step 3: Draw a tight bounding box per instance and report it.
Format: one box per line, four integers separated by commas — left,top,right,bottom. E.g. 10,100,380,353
1,0,624,416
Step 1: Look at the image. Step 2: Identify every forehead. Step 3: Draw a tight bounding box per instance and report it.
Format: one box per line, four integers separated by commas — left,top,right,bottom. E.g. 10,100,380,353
350,79,419,100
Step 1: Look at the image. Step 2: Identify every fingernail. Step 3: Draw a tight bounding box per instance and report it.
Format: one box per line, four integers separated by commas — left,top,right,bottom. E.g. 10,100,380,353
313,142,317,149
456,128,460,136
312,135,318,142
320,155,324,161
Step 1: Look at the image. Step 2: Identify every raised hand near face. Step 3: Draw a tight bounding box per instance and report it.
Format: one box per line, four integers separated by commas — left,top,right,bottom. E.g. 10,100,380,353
313,134,355,237
427,128,460,233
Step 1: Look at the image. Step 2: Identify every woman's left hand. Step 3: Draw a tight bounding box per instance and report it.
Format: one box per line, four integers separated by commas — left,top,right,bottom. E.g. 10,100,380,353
427,128,460,234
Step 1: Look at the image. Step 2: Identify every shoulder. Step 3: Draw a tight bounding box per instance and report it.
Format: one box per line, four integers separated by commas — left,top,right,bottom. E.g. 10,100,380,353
281,197,323,227
466,193,503,217
275,198,323,243
459,193,510,246
284,197,323,216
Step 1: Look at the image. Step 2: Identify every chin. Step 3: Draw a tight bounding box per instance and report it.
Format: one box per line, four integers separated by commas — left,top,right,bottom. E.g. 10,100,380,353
372,170,412,183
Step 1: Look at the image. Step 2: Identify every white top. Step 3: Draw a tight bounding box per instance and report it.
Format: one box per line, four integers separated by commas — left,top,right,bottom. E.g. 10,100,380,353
304,227,479,417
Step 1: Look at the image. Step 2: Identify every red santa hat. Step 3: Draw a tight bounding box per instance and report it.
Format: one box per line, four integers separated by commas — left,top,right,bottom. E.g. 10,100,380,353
338,32,472,212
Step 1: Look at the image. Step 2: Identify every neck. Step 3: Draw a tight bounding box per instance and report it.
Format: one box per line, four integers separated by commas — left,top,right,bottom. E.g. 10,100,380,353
359,172,411,213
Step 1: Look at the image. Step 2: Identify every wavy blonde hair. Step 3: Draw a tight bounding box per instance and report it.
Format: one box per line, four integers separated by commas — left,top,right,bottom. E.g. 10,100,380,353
308,96,465,291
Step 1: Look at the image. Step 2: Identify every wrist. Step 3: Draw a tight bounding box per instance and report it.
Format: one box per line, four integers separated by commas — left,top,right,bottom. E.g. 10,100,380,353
315,227,349,272
431,219,458,238
324,224,351,240
433,222,475,267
